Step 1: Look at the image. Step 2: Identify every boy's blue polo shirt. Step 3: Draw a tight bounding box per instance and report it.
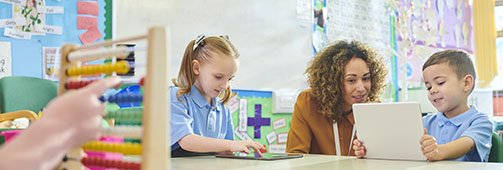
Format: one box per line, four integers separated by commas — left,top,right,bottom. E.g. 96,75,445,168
423,106,493,162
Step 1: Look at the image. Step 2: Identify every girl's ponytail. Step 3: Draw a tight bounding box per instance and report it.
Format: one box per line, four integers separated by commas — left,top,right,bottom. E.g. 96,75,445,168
172,40,197,97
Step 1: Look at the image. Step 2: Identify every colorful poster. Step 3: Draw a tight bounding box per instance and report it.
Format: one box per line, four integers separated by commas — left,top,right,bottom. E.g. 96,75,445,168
396,0,473,88
0,0,109,78
13,0,46,35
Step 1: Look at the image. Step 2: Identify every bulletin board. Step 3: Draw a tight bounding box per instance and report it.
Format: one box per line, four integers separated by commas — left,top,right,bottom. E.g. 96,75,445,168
317,0,474,100
394,0,473,88
0,0,112,79
228,90,291,153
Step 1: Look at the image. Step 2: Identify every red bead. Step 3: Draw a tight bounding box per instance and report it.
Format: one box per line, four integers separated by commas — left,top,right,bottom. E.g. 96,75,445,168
139,77,144,86
81,157,140,170
65,80,96,90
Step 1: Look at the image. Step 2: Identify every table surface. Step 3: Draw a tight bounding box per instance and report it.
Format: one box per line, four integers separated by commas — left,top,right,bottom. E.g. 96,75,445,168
171,154,503,170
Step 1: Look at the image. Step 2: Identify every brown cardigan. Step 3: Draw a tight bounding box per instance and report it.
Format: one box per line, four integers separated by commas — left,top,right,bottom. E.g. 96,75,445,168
286,89,356,156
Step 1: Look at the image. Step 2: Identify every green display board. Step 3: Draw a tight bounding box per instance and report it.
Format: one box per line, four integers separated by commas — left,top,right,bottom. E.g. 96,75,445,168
229,90,292,153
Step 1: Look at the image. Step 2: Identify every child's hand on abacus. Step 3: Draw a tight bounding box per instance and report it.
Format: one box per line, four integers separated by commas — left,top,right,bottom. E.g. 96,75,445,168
229,140,265,156
42,76,121,148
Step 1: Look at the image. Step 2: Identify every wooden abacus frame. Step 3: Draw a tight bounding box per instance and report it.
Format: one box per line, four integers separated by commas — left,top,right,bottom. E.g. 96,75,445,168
58,27,169,170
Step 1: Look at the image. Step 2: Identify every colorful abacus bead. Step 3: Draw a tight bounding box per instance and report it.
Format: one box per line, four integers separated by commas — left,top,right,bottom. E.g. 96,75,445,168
139,77,144,86
81,157,140,170
105,108,143,124
65,80,97,89
66,61,130,76
107,93,143,104
83,141,142,155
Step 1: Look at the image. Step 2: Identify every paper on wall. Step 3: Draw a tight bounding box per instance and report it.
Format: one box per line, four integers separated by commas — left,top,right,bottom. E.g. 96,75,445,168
41,6,64,14
266,131,277,144
0,19,23,28
277,133,288,144
79,26,102,44
272,118,286,130
269,144,286,153
234,129,252,141
0,42,12,78
0,0,21,4
238,99,248,132
43,25,63,35
77,1,99,16
4,27,31,39
77,16,98,30
42,47,60,81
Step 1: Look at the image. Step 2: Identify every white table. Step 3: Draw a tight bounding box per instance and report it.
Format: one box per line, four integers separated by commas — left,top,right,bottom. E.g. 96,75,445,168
171,154,503,170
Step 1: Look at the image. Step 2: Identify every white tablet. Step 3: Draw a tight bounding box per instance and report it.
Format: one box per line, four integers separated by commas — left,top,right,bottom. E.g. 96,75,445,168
353,102,426,161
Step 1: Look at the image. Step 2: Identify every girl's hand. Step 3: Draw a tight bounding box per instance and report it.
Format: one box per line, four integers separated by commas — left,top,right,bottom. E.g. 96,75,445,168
229,140,265,156
353,139,366,158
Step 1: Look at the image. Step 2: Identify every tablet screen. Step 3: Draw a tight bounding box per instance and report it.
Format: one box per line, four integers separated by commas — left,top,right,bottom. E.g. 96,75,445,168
215,152,303,160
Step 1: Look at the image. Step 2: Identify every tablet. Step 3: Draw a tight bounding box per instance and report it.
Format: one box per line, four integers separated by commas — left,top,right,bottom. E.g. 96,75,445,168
353,102,426,161
215,152,303,161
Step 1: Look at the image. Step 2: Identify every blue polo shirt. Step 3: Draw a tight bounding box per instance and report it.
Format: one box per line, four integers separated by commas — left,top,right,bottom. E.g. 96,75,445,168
170,85,234,151
423,106,493,162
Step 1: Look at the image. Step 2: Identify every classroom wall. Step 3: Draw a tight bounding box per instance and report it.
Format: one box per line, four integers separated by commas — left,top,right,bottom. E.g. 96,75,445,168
114,0,312,90
0,0,107,78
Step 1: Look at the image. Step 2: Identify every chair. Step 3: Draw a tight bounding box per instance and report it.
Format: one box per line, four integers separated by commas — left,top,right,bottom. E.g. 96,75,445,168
489,131,503,162
0,110,39,121
0,76,58,114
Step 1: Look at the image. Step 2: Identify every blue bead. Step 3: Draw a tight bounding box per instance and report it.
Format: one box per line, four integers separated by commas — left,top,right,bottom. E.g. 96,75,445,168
99,96,106,103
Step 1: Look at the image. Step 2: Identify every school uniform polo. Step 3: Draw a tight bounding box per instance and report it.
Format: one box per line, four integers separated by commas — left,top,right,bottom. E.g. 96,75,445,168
170,85,234,151
423,106,493,162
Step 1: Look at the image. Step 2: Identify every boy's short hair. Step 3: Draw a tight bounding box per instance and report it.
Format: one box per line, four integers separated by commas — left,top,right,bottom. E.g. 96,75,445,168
422,50,476,93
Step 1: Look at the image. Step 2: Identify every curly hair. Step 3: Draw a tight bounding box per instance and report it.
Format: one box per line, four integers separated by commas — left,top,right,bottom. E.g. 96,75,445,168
306,40,387,120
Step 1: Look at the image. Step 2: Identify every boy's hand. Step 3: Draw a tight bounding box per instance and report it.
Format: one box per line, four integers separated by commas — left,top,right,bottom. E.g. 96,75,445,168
420,128,443,161
352,139,366,158
229,140,265,156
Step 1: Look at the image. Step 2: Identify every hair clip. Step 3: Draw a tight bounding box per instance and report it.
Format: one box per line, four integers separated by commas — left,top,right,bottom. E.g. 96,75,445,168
193,34,206,51
219,35,230,40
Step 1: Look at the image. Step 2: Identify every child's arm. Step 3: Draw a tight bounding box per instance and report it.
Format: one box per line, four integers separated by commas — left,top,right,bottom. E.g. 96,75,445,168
0,77,120,170
422,115,493,162
420,134,474,161
421,127,477,161
178,134,264,154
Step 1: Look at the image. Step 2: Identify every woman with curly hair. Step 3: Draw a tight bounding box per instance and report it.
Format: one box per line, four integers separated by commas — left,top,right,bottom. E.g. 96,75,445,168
286,40,387,155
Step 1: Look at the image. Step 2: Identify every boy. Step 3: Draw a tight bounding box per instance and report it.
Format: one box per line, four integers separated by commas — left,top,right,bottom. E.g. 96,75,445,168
353,50,493,162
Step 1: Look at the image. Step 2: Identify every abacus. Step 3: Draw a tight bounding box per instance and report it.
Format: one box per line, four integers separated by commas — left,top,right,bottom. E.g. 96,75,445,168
57,27,169,170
